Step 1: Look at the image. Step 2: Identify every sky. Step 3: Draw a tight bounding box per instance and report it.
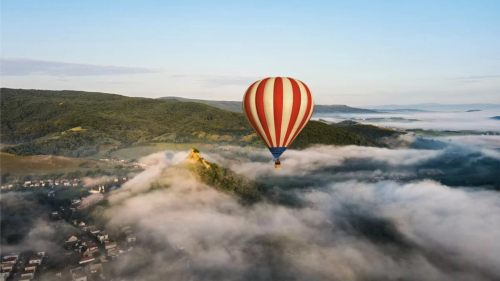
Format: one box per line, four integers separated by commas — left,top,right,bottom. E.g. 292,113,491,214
1,0,499,106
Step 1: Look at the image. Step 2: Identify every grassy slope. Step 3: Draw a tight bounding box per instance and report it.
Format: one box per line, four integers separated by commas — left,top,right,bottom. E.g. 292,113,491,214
1,88,383,157
1,88,252,144
337,124,404,140
0,152,105,175
290,121,384,149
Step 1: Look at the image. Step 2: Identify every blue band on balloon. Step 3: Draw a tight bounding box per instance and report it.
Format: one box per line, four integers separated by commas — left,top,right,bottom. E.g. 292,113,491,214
268,147,287,159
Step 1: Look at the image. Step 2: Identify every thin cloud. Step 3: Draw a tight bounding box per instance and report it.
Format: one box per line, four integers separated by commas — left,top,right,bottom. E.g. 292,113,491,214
0,58,160,76
171,74,261,87
450,75,500,81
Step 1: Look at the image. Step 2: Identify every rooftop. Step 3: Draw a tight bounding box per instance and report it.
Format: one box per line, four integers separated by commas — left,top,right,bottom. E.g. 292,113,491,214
79,256,95,264
29,255,43,260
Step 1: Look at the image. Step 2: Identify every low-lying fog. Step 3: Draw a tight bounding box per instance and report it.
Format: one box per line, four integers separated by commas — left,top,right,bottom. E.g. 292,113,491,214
100,139,500,281
3,134,500,281
313,110,500,131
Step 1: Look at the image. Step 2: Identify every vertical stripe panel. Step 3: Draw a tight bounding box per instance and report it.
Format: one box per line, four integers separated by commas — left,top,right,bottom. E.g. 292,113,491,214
255,78,274,147
263,77,277,147
243,81,269,147
247,80,272,147
273,77,284,147
279,78,293,147
285,79,308,147
282,78,302,146
288,80,314,145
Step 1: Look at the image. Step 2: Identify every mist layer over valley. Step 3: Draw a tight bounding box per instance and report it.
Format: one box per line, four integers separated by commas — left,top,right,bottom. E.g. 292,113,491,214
2,134,500,280
314,110,500,132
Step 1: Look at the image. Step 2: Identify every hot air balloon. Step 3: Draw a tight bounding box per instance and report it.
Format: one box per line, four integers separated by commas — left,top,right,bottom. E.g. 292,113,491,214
242,77,314,169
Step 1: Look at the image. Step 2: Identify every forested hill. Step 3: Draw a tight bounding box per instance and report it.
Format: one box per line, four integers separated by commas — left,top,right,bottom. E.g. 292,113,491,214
159,96,378,114
1,88,384,157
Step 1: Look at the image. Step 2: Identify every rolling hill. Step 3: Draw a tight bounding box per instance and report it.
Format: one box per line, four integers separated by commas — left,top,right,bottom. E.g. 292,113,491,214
1,88,385,158
331,121,404,140
159,96,378,114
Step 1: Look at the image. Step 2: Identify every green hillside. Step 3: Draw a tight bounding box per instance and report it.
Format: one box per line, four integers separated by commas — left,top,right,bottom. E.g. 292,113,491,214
1,88,384,157
159,96,378,114
332,123,404,140
290,121,384,149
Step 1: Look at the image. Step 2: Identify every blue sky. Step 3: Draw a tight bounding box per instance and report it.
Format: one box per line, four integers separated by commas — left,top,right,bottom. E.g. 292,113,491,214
1,0,499,105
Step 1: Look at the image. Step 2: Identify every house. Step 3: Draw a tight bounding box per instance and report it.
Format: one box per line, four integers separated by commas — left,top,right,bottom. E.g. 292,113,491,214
29,255,43,265
81,237,92,245
37,251,45,257
24,265,36,271
86,243,99,251
2,253,19,259
126,234,137,243
79,256,95,264
1,264,14,272
67,236,78,243
21,269,35,279
83,249,99,258
97,232,108,242
70,267,87,281
90,263,103,274
1,257,16,264
0,272,10,281
104,241,117,249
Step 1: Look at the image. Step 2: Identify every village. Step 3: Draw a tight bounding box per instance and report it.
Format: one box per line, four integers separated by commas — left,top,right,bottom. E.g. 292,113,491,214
1,173,138,281
1,218,137,281
1,165,141,280
1,158,150,191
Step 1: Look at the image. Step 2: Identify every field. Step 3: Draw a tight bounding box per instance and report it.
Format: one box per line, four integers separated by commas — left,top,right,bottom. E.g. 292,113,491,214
108,143,214,159
0,153,107,175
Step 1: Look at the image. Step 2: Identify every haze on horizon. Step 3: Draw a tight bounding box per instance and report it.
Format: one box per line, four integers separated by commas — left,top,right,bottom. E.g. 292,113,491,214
1,0,499,106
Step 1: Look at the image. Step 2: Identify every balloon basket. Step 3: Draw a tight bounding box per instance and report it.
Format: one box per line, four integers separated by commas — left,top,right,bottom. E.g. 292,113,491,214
274,158,281,169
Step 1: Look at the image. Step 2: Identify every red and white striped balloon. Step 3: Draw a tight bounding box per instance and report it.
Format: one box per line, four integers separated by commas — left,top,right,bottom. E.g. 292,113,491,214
242,77,314,159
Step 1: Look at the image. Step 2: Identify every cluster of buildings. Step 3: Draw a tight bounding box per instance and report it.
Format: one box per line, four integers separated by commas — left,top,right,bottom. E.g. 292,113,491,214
2,177,129,191
1,252,45,281
62,220,137,281
482,131,499,136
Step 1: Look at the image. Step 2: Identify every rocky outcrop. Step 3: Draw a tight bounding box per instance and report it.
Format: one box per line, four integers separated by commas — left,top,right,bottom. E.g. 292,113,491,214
185,148,210,168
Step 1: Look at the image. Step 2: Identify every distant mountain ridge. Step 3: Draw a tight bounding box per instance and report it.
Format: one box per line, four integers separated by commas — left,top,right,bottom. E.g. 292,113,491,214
363,103,500,111
159,96,378,114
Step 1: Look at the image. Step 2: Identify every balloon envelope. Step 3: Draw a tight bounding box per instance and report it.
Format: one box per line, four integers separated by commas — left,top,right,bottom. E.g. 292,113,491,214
242,77,314,159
